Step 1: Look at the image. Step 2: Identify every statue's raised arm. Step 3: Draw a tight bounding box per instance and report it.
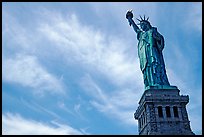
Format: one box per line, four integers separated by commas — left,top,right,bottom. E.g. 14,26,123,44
126,10,141,34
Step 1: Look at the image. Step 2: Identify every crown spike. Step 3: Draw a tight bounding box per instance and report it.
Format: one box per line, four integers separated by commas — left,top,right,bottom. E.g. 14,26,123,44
144,15,146,20
139,15,143,20
147,17,149,21
136,18,141,22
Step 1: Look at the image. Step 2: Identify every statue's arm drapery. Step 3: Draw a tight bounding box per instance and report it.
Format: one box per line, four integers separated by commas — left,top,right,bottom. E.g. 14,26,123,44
126,10,142,39
152,27,164,51
127,18,142,40
128,18,141,34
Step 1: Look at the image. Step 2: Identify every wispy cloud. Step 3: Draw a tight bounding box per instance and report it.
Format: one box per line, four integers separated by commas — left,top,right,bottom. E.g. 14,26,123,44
2,3,201,135
58,101,75,116
3,10,39,55
57,101,89,122
3,7,143,90
32,102,62,120
80,74,139,126
2,113,85,135
3,7,142,130
35,9,147,127
2,54,64,95
37,10,143,88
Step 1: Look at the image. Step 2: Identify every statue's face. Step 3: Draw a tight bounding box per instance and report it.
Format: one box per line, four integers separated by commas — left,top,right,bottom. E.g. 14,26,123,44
140,22,150,31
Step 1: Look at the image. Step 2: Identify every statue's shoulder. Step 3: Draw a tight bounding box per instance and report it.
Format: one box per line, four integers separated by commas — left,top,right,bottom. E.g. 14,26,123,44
152,27,162,36
152,27,157,32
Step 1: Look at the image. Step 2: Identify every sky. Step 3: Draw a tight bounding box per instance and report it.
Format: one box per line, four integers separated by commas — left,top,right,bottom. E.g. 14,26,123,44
2,2,202,135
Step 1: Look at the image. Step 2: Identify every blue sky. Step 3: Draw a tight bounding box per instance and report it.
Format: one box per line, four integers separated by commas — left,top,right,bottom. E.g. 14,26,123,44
2,2,202,135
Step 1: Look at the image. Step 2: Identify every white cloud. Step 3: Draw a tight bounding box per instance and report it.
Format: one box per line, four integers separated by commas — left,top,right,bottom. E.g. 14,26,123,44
38,10,143,88
2,54,64,95
3,7,142,131
3,7,144,90
2,113,84,135
2,10,39,54
34,10,145,127
3,4,201,134
58,101,75,116
80,74,139,126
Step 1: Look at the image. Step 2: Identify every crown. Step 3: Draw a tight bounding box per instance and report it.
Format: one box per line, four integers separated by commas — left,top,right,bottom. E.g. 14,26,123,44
136,15,149,25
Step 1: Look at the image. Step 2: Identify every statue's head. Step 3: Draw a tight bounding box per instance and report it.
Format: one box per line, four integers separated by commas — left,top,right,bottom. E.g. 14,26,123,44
137,15,152,31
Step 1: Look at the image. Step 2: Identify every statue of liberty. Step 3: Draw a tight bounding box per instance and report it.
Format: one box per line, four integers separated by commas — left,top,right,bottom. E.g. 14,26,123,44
126,10,170,89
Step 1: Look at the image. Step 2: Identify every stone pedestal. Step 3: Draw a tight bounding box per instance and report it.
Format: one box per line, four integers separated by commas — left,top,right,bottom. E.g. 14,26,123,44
134,86,195,135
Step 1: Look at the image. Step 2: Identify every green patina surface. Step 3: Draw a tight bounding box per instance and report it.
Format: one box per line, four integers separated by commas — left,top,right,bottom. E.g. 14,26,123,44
126,10,171,89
